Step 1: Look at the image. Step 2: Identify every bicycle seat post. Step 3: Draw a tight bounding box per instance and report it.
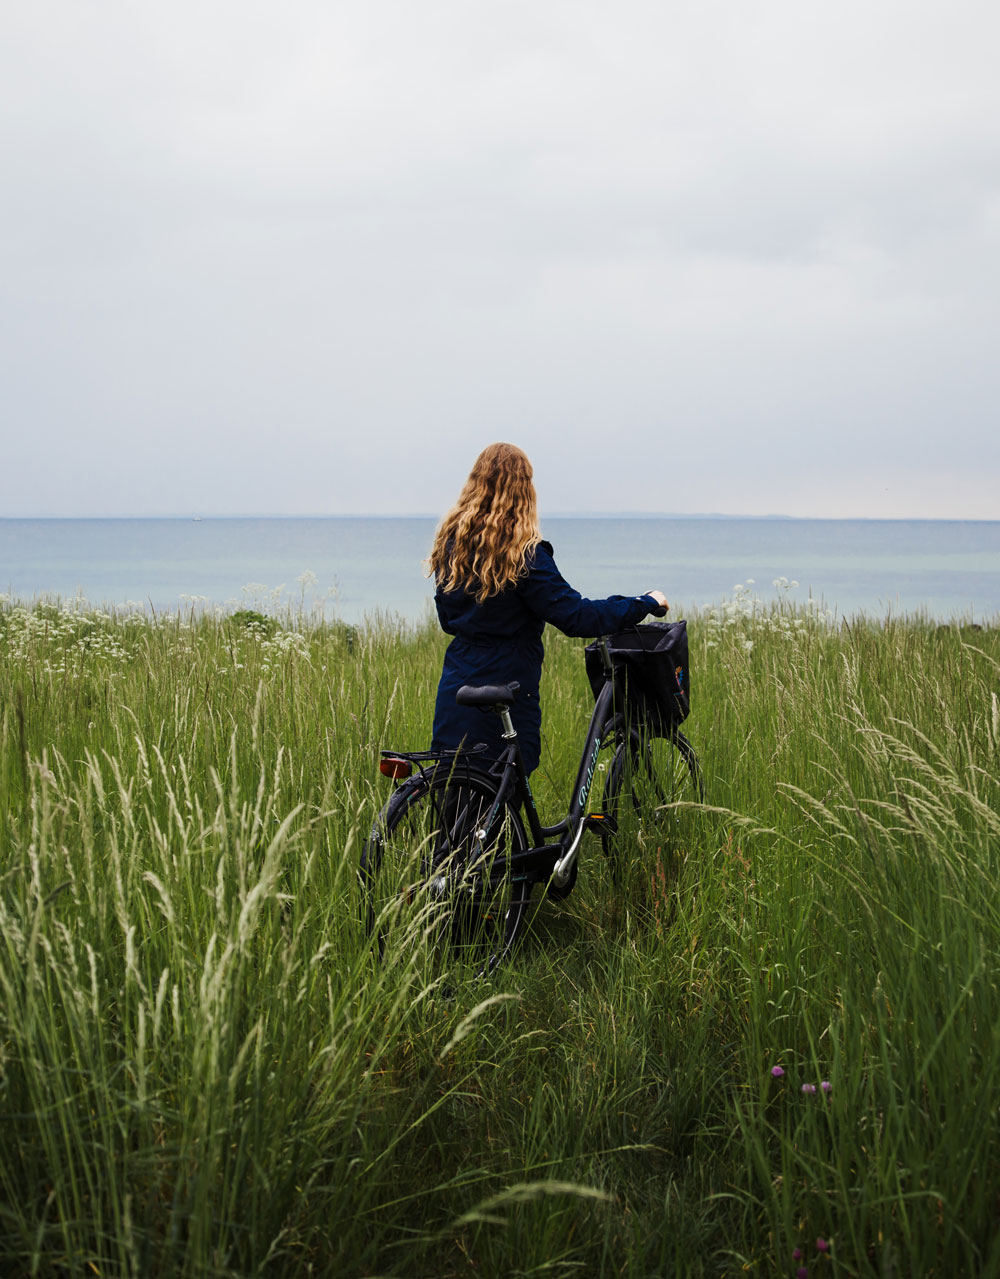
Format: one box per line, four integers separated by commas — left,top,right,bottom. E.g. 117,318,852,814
499,706,517,740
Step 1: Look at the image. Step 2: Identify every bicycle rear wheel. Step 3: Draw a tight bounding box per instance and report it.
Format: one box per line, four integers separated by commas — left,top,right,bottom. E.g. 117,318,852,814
360,767,532,974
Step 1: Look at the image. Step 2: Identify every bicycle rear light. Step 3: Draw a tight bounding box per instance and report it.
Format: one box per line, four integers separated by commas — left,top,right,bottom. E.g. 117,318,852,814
379,756,413,780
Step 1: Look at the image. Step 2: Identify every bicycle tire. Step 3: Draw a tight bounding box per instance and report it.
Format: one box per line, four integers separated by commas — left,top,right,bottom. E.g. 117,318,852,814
600,726,703,854
360,767,532,974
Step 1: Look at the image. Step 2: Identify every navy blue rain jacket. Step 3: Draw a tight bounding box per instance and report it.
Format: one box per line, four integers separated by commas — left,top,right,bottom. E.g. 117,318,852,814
431,540,658,774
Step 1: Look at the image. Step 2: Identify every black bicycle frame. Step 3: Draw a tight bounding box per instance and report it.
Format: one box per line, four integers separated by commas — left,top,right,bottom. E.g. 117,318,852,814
471,652,621,889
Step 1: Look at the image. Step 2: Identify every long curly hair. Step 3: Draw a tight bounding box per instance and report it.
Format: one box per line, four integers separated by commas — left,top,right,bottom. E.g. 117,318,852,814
429,443,542,603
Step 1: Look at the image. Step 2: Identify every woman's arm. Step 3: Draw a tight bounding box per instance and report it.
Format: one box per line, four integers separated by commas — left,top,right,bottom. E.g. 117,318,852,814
518,543,666,638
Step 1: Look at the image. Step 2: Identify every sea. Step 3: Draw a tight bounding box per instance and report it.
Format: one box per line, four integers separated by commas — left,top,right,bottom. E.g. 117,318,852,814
2,517,999,625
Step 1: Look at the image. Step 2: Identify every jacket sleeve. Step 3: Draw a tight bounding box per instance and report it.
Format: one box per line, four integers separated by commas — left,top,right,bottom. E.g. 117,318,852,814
434,589,457,636
517,542,657,638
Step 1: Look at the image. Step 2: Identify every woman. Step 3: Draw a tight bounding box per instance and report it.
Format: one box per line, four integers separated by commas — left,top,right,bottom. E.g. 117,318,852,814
429,443,669,775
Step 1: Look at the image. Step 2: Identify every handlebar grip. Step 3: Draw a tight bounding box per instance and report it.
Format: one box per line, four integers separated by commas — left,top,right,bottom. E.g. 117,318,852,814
650,604,668,618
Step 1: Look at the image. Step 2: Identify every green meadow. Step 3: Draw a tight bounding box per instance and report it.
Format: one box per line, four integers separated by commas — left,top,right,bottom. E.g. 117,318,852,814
2,591,999,1277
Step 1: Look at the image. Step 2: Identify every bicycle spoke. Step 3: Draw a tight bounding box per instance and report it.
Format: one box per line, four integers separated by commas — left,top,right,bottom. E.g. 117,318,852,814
360,769,531,973
599,727,703,865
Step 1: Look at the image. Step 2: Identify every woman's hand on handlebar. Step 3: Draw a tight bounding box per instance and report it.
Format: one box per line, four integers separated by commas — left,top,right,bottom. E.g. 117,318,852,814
646,589,669,616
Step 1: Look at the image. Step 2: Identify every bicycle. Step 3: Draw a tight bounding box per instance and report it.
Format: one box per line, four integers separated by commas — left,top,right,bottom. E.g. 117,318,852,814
359,619,703,975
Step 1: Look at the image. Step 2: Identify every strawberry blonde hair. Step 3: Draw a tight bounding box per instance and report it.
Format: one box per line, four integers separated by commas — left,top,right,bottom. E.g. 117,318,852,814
429,443,542,603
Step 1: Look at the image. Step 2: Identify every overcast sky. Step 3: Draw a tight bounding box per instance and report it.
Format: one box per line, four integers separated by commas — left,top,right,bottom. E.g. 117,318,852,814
2,0,998,519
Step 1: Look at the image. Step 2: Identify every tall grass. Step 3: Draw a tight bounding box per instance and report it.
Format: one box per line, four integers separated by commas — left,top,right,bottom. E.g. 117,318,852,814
1,592,998,1276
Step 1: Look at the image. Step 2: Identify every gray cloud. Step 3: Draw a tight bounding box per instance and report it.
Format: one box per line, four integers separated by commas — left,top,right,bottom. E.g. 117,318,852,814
2,0,998,518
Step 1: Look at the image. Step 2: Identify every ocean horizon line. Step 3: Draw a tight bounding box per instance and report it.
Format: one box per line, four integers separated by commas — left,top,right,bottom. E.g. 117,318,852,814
3,512,999,525
4,514,999,622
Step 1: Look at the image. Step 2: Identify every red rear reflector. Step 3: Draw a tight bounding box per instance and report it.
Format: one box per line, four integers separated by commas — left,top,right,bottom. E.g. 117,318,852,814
380,757,412,780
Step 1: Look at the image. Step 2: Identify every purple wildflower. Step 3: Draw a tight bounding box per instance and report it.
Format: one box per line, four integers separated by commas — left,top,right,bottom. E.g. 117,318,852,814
771,1065,785,1078
792,1247,802,1260
816,1237,830,1252
801,1082,817,1094
797,1268,809,1279
821,1080,831,1093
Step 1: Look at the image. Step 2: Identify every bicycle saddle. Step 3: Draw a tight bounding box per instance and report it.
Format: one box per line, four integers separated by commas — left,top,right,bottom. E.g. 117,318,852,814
455,680,520,708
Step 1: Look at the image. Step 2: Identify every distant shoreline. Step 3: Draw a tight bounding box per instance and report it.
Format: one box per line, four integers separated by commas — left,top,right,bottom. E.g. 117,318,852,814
3,513,999,525
4,515,999,621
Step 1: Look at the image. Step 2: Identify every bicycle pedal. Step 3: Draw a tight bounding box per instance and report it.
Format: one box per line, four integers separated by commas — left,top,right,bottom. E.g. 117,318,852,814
583,813,617,835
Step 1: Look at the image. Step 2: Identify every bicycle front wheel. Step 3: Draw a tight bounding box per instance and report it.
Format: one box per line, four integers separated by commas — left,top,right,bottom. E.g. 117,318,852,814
600,727,703,852
360,767,532,974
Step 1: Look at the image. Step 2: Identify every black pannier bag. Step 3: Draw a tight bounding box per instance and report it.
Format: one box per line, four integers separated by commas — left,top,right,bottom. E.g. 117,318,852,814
584,620,690,736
